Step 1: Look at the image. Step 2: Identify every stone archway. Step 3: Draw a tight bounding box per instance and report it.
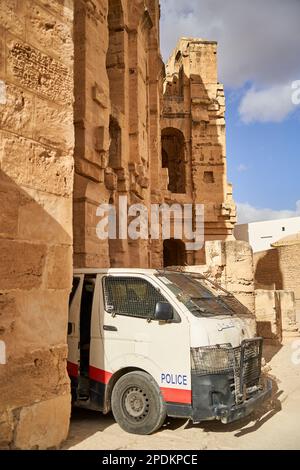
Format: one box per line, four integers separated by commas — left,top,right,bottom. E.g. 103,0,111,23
163,239,187,267
161,127,186,193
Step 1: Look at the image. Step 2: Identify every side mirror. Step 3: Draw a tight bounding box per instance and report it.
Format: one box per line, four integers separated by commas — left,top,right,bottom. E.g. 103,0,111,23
154,302,173,322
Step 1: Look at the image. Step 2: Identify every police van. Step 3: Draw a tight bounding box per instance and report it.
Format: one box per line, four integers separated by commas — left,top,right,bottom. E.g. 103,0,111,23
67,268,272,435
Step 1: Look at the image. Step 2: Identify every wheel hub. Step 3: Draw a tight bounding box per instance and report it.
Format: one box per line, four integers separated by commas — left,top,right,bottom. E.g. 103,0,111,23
123,387,150,420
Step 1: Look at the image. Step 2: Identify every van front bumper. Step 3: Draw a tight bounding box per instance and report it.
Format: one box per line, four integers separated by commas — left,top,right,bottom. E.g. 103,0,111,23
212,378,272,424
191,374,272,424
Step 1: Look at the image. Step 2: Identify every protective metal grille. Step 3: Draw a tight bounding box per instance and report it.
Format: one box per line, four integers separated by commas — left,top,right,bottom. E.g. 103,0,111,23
191,338,263,403
103,276,167,320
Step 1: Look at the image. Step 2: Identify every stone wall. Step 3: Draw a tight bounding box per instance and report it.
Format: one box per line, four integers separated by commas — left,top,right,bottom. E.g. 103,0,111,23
73,0,163,269
0,0,74,449
254,240,300,320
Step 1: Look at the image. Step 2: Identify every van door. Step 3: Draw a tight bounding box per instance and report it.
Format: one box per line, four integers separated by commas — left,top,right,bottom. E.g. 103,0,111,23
99,274,191,407
67,274,83,396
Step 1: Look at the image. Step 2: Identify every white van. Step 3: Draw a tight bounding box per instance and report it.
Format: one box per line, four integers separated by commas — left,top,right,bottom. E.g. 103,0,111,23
67,268,272,435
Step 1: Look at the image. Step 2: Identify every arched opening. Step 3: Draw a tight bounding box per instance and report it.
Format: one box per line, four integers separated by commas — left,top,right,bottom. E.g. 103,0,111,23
161,128,186,193
109,116,121,169
163,239,187,267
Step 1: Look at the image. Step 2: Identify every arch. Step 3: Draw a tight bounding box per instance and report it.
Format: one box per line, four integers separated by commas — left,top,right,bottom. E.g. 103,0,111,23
161,127,186,193
163,239,187,267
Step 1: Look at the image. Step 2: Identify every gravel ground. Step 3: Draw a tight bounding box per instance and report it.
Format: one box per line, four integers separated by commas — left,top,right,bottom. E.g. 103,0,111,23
63,337,300,450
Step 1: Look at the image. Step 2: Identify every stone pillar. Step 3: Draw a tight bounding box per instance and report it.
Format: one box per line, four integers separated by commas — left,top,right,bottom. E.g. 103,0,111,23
73,0,111,268
0,0,74,449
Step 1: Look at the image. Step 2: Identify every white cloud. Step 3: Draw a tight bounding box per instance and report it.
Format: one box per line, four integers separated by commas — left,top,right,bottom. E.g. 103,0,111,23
239,83,296,123
237,201,300,224
237,164,248,172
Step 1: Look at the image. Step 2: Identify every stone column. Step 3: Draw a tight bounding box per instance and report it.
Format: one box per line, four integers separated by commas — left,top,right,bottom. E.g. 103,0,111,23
0,0,74,449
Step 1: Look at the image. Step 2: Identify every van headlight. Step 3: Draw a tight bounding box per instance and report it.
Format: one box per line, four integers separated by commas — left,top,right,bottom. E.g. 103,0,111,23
191,344,234,374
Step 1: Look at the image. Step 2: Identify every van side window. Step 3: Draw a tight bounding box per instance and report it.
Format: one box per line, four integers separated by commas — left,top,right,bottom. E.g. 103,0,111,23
69,277,80,306
103,277,168,320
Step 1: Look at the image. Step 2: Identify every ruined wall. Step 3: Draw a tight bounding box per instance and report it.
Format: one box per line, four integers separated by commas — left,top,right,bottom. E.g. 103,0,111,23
0,0,74,449
203,240,255,314
73,0,163,269
254,239,300,318
161,38,236,266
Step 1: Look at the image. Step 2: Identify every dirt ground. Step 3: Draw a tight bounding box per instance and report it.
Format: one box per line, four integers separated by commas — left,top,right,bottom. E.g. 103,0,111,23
63,337,300,450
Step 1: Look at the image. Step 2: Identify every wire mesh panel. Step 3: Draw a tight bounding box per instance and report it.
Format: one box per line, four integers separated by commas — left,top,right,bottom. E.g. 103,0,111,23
191,338,263,404
103,276,168,320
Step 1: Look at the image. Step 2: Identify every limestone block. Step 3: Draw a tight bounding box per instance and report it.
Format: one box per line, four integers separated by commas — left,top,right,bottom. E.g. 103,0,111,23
26,2,73,66
0,409,13,449
277,290,297,331
0,182,19,237
92,83,109,109
255,290,282,342
1,132,73,197
7,290,70,357
0,0,26,38
14,394,71,449
18,189,72,245
34,98,74,152
0,83,34,138
46,245,72,290
94,125,110,153
0,240,46,290
0,28,5,76
105,170,118,190
37,0,73,23
6,39,72,105
0,345,70,410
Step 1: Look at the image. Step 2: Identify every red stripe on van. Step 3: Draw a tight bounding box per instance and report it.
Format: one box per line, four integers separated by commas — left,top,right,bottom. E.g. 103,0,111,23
89,366,113,384
160,387,192,404
67,361,78,378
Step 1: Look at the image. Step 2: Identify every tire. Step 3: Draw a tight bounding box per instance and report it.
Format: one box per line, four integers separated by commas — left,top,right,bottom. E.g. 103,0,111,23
111,371,166,435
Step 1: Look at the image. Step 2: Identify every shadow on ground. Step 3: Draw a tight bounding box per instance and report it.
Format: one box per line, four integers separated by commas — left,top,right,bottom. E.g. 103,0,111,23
65,373,282,448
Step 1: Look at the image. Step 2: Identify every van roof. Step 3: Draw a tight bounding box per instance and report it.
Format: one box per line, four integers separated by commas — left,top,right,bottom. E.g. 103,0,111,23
73,268,158,275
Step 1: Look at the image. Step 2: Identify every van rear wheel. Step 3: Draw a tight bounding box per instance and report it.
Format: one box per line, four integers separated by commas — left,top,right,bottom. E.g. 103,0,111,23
111,371,166,435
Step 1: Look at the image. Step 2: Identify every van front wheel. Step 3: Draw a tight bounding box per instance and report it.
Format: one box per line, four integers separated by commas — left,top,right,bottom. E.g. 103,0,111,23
111,371,166,435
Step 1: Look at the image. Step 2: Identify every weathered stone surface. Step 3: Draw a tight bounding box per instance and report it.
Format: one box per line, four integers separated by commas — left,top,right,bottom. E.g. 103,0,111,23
46,245,72,290
26,2,73,66
14,394,71,450
7,40,72,105
1,131,73,197
0,345,70,414
0,0,26,38
0,240,46,290
34,98,74,152
0,409,14,449
0,182,19,237
0,0,74,450
255,290,282,342
0,83,34,137
17,189,72,245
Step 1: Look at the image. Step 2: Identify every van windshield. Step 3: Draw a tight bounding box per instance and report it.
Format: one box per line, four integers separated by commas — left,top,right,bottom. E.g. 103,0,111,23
156,271,251,318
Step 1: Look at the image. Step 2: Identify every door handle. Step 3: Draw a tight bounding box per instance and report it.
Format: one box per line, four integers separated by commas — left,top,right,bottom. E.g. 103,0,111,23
103,325,118,332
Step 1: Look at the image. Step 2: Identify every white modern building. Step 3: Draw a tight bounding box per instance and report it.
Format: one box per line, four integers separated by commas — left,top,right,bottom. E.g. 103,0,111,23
234,216,300,253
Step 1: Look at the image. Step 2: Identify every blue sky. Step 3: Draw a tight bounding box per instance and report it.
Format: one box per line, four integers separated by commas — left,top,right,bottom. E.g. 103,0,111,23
160,0,300,223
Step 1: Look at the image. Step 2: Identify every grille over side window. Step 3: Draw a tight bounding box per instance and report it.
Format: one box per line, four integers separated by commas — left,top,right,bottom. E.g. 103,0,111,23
103,277,168,319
